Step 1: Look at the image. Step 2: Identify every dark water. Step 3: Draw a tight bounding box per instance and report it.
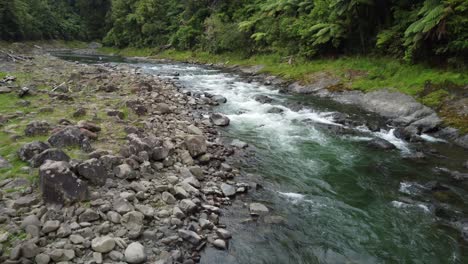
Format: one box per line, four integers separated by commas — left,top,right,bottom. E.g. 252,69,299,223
55,53,468,264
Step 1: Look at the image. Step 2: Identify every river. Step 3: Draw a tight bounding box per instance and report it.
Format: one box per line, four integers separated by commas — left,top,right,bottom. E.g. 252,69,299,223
55,52,468,264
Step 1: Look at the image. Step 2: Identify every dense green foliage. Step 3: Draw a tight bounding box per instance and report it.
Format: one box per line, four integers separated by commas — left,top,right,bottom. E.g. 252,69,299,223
102,0,467,64
0,0,109,40
1,0,467,64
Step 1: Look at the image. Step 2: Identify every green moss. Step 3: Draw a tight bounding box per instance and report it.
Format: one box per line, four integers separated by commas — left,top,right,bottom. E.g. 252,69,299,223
421,90,450,108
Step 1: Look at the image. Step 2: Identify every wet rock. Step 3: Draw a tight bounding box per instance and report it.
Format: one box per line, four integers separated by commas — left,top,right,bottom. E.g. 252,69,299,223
463,160,468,169
250,203,269,215
125,242,146,264
210,113,230,126
31,148,70,168
230,139,248,149
24,121,50,136
39,160,88,205
48,126,92,151
394,126,419,141
76,158,107,185
221,183,236,197
213,239,227,249
178,229,201,245
267,107,284,114
92,236,115,253
185,135,207,158
367,138,396,150
254,95,273,104
18,141,50,161
216,228,232,239
212,95,227,104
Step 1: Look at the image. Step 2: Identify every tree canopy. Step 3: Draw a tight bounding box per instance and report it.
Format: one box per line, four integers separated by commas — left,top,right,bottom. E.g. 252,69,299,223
1,0,467,64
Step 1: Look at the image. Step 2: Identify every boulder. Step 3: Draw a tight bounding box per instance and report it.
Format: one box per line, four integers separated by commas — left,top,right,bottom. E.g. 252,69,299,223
250,202,269,215
39,160,88,205
221,183,236,197
210,113,230,126
185,135,207,158
31,148,70,168
48,126,92,151
152,146,169,161
121,211,144,232
24,121,50,136
254,95,273,104
178,229,202,245
124,242,146,264
76,158,108,185
114,163,135,179
18,141,50,161
92,236,115,253
367,138,396,150
212,95,227,104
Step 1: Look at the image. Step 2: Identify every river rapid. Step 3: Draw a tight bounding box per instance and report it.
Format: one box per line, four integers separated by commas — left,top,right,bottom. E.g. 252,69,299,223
55,53,468,264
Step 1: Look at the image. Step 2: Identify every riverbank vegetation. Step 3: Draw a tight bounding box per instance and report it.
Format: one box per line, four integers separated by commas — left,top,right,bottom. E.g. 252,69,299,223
1,0,467,128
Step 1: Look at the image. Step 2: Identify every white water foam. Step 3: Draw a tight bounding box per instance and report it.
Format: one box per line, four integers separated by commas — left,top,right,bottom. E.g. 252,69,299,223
278,192,306,204
391,201,431,213
420,134,447,143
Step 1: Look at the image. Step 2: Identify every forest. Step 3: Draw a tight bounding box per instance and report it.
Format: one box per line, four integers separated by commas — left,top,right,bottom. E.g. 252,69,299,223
1,0,467,65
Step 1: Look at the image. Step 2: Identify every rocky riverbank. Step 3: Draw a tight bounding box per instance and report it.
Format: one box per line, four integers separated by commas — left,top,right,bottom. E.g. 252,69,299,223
0,50,259,263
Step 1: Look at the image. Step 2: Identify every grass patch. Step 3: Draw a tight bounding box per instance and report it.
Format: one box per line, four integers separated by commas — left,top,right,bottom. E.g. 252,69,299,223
152,50,468,97
421,90,450,108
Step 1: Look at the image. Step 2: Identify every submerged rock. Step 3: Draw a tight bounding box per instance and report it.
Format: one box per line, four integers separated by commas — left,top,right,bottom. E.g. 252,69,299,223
367,138,396,150
250,202,269,215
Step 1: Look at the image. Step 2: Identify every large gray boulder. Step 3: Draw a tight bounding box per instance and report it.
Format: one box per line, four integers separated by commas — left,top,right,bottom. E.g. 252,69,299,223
39,160,88,205
18,141,50,161
48,126,92,152
210,113,230,126
76,158,108,185
31,148,70,168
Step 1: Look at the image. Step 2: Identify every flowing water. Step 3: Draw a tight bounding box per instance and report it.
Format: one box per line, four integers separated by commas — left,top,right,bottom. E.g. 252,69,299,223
55,53,468,264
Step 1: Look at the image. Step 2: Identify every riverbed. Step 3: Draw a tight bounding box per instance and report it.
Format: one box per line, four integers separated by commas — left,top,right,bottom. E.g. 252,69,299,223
55,52,468,264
